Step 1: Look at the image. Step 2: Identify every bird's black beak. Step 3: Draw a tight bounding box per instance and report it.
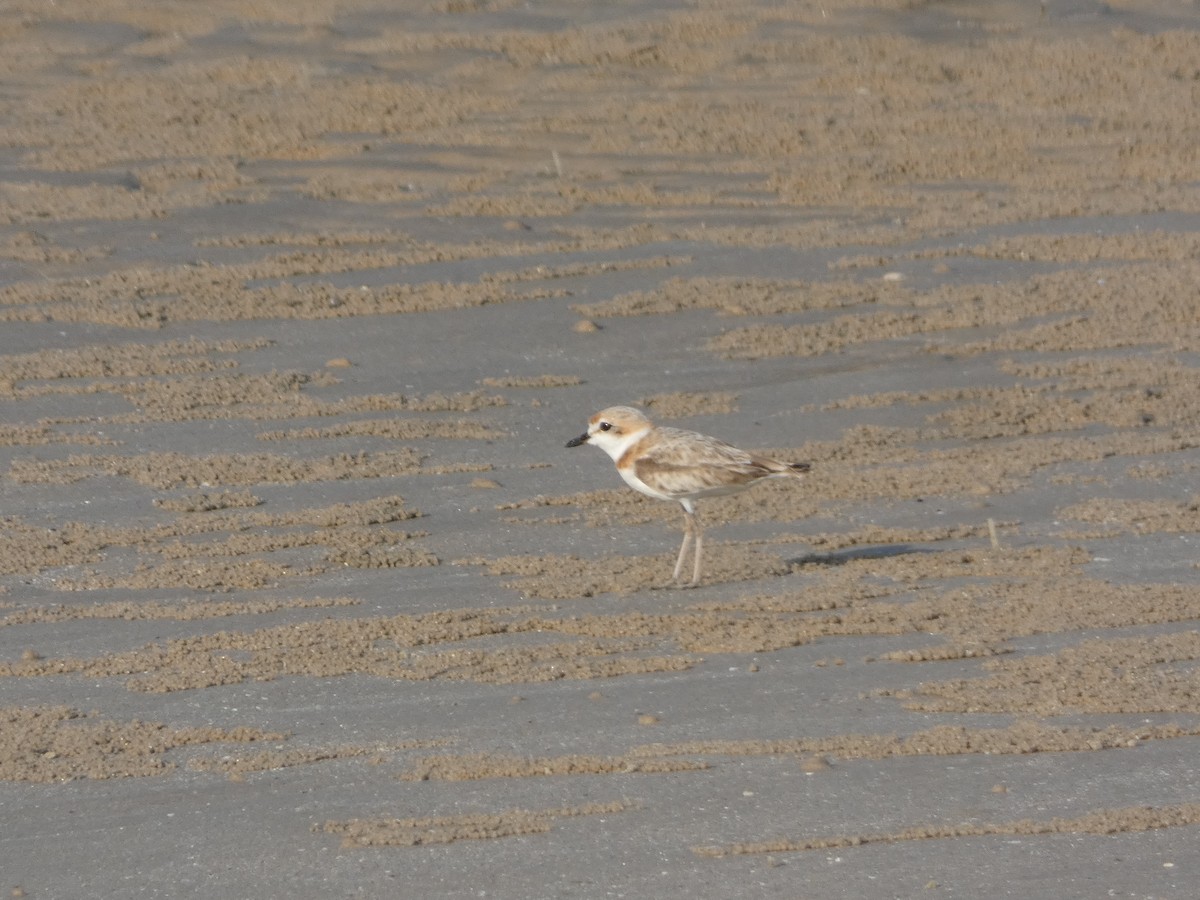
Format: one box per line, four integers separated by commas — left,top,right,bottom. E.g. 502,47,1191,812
565,431,589,448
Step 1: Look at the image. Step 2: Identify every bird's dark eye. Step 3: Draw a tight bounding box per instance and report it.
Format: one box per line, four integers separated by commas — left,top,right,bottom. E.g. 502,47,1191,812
599,421,612,432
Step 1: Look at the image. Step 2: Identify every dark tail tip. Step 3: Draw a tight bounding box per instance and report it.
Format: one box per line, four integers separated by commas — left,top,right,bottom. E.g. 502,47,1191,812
789,462,812,473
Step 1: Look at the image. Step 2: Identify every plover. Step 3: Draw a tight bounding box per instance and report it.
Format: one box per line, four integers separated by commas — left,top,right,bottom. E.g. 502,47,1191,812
566,405,810,587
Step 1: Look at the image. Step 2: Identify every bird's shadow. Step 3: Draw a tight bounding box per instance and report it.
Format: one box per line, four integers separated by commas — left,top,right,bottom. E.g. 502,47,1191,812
787,543,934,568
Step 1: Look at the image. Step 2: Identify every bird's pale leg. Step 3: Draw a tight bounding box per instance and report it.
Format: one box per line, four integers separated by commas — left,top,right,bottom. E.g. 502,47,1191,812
666,506,702,589
671,511,694,584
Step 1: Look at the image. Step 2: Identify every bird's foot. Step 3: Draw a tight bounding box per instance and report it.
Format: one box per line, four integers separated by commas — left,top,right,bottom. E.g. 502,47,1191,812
652,578,701,591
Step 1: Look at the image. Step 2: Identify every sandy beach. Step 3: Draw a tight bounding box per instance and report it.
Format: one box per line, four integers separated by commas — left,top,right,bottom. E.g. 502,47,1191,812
2,1,1200,896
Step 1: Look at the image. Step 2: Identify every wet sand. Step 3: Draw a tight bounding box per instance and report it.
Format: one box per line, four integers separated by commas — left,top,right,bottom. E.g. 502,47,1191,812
2,0,1200,896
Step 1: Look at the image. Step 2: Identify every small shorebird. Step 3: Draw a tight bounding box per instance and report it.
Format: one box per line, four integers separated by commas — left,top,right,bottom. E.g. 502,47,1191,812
566,405,810,587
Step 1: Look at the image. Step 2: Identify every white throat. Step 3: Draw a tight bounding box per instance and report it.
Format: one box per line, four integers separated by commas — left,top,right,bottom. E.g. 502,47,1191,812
589,425,649,462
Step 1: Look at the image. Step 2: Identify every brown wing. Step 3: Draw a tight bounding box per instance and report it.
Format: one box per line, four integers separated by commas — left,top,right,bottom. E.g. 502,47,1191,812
631,428,784,495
